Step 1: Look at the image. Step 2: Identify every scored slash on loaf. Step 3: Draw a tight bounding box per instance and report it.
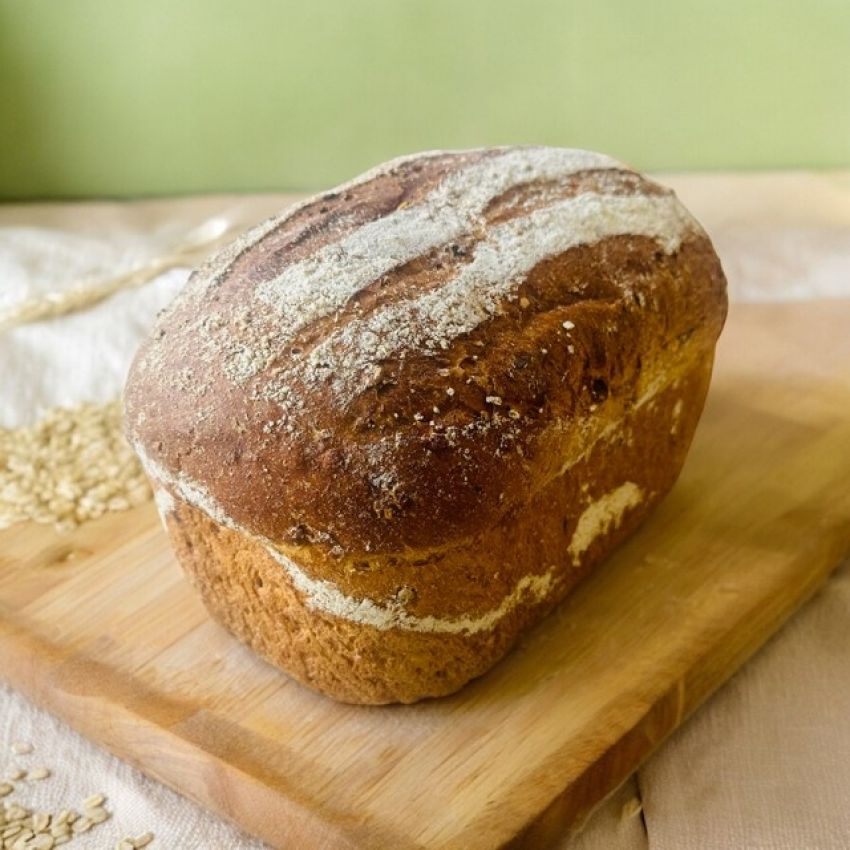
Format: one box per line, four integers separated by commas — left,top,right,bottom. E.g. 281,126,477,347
124,146,727,703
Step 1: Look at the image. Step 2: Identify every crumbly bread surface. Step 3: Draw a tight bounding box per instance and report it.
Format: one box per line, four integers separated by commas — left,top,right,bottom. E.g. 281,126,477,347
124,146,727,703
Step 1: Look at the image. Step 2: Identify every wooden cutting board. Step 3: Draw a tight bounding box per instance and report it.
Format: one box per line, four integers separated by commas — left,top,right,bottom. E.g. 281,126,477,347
1,300,849,850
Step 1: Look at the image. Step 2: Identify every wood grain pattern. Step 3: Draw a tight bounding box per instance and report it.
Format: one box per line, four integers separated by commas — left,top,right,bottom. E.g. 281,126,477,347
1,300,849,850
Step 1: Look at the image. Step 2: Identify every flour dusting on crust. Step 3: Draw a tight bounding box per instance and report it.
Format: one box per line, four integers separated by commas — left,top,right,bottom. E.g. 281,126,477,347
275,191,694,407
139,147,700,418
251,148,622,362
153,487,175,530
568,482,644,564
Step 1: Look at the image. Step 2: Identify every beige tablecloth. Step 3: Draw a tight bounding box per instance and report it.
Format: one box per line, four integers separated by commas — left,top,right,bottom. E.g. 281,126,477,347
1,171,849,849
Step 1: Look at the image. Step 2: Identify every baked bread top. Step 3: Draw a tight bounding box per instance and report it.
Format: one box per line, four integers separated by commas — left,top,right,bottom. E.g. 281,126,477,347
124,147,727,555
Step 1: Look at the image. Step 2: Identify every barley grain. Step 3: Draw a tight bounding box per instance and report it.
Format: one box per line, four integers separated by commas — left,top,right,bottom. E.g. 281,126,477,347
25,770,49,782
84,807,108,825
30,812,49,832
71,817,92,834
0,401,152,533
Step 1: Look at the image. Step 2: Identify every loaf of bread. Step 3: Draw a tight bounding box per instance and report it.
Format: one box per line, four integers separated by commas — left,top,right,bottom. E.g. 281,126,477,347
124,147,727,704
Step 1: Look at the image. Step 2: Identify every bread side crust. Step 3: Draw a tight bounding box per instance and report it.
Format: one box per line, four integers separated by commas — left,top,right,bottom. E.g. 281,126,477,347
159,352,713,704
142,327,705,620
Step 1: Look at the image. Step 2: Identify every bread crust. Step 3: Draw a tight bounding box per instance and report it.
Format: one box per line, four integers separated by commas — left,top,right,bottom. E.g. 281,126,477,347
124,146,727,703
161,353,712,703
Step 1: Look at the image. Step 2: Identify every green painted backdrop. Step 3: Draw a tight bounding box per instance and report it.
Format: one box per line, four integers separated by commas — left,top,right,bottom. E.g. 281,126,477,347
1,0,848,198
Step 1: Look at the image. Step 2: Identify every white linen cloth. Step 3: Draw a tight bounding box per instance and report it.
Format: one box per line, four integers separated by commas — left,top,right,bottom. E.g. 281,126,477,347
0,174,848,849
0,251,187,428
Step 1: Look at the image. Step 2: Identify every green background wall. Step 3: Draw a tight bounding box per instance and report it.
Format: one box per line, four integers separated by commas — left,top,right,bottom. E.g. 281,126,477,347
1,0,848,199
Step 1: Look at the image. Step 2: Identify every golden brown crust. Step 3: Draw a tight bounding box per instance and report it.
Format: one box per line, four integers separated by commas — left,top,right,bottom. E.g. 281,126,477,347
164,357,713,704
124,148,726,555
